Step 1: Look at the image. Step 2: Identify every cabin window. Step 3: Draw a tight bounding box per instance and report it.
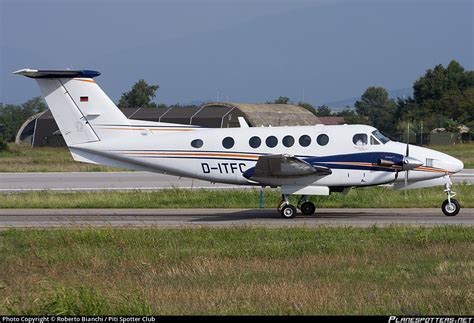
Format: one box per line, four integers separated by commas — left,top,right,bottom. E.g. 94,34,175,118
370,136,380,145
316,134,329,146
266,136,278,148
283,135,295,147
353,134,367,146
249,136,261,148
191,139,203,148
222,137,235,149
299,135,311,147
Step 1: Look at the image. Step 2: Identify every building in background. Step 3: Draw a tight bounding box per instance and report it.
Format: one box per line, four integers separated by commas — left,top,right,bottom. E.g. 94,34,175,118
16,103,321,147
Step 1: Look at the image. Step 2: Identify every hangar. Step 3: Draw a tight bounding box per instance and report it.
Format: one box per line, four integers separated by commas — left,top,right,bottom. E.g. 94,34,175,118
16,102,321,147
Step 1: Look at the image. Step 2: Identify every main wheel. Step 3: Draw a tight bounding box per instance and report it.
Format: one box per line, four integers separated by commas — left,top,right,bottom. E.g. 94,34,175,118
280,205,297,219
442,199,460,216
300,201,316,215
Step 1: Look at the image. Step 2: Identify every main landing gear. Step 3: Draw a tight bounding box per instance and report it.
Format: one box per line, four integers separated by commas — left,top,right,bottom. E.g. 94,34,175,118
277,195,316,218
442,177,460,216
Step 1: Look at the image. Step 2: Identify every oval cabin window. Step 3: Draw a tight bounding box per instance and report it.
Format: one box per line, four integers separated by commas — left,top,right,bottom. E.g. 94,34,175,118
283,135,295,147
317,134,329,146
249,136,261,148
191,139,203,148
299,135,311,147
222,137,235,149
266,136,278,148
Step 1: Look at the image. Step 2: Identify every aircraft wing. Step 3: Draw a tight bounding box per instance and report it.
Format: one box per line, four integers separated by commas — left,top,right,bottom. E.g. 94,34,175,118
243,154,331,185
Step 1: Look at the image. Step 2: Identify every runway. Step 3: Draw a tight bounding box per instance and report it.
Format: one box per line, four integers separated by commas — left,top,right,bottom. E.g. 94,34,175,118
1,208,473,228
0,169,472,192
0,172,252,192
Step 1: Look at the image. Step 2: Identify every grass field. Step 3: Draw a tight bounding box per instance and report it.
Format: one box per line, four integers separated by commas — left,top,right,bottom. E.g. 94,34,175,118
0,143,120,172
1,142,473,172
0,227,472,315
0,185,473,209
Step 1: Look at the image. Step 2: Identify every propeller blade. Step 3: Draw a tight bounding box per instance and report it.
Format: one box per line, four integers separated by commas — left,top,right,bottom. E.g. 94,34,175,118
404,169,409,197
406,122,410,157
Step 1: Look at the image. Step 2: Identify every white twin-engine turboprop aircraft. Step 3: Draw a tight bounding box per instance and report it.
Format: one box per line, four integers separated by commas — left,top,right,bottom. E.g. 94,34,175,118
15,69,465,218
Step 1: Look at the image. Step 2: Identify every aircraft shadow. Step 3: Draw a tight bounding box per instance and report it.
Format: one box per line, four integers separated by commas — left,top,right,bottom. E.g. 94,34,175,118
189,209,391,222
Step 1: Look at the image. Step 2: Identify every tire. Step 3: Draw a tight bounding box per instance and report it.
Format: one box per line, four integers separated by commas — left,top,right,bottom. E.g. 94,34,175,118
280,205,297,219
300,201,316,216
442,199,460,216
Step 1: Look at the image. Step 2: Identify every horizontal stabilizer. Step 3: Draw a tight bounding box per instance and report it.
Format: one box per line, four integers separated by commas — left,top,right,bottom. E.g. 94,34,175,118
13,69,101,79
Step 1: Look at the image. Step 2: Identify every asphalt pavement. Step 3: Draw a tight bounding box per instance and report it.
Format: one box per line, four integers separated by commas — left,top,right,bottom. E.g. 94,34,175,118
1,208,473,228
0,169,472,192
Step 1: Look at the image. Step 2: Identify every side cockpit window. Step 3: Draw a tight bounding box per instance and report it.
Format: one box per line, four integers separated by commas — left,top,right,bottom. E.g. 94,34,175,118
370,136,380,145
372,130,390,144
353,133,368,146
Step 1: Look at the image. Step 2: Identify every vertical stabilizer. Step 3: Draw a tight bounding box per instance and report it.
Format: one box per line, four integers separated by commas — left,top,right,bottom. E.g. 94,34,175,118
13,69,130,146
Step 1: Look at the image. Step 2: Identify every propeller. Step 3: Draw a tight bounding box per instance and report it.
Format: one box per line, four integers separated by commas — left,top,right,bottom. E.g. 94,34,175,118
400,123,423,192
405,123,409,191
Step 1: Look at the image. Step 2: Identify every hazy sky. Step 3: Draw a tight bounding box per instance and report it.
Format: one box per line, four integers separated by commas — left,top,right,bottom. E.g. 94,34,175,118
1,0,473,106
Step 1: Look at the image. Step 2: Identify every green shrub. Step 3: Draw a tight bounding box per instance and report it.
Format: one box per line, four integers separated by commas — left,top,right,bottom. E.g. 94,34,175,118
0,139,9,152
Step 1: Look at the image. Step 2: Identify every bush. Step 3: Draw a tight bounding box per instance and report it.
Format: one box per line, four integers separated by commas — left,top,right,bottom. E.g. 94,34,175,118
0,139,9,152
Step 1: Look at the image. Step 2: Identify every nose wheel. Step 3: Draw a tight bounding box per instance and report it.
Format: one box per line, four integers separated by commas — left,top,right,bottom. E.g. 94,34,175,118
442,176,460,216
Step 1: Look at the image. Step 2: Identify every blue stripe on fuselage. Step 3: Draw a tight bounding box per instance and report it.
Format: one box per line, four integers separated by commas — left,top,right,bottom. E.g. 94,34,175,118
303,152,403,164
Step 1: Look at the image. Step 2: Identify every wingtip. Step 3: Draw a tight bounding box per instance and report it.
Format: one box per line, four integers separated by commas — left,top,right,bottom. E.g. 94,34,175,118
13,68,38,76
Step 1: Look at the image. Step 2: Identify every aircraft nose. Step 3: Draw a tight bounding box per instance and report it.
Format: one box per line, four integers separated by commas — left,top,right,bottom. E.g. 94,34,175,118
445,157,464,174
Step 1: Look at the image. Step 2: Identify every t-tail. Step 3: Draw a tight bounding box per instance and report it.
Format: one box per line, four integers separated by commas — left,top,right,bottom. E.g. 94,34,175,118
13,69,130,146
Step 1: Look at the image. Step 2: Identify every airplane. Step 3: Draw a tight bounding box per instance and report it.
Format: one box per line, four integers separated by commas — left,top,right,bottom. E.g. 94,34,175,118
14,68,465,218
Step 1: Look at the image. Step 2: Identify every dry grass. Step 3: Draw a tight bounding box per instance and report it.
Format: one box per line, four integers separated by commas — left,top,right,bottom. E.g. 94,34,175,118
0,143,123,172
0,227,472,315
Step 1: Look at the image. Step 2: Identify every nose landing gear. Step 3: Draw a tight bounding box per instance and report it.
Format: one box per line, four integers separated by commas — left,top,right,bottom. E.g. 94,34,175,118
442,176,460,216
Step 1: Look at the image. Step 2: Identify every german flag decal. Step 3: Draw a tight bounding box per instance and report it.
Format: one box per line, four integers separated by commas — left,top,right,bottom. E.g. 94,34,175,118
80,96,89,102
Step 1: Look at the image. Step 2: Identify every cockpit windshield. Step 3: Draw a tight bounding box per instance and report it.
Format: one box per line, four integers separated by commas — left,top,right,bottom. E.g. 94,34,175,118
372,130,390,144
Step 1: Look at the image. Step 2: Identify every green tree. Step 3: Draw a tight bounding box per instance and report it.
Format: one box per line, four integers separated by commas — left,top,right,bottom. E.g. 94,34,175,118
272,96,290,104
297,102,316,114
413,60,473,105
118,79,160,108
0,97,47,142
315,105,332,117
409,60,474,127
335,109,368,125
355,87,397,135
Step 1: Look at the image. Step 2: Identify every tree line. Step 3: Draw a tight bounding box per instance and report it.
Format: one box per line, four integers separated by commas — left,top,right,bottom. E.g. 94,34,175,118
269,60,473,138
1,60,472,148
